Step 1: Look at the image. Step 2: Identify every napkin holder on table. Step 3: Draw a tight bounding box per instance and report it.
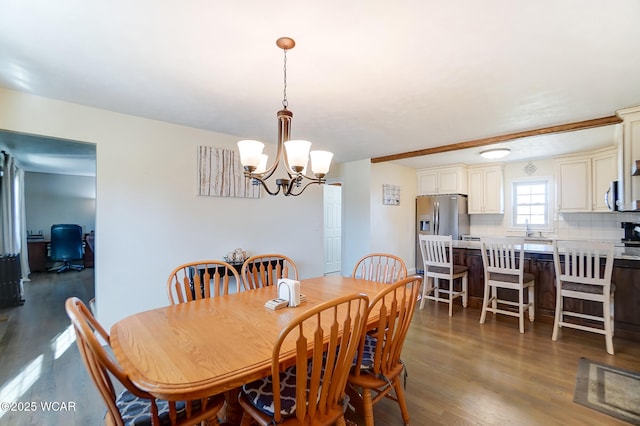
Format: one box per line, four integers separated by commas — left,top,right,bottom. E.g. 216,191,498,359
277,278,301,307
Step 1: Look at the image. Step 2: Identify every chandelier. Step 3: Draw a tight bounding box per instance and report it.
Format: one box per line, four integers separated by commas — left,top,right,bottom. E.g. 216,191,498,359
237,37,333,197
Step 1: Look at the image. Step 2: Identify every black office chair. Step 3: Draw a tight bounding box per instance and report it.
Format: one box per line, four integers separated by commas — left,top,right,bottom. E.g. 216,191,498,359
49,224,85,273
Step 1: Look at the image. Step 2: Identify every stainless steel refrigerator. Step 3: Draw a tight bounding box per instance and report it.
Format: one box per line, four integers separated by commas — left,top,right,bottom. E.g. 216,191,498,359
415,194,470,271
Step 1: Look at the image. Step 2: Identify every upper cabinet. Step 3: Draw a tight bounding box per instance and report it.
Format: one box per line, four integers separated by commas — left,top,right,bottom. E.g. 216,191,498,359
555,155,592,212
467,164,504,214
554,147,617,213
592,149,618,212
618,106,640,211
417,165,468,195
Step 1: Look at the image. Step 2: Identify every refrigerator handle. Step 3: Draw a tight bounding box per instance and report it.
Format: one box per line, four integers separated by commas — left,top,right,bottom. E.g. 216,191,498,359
432,202,436,235
434,202,439,234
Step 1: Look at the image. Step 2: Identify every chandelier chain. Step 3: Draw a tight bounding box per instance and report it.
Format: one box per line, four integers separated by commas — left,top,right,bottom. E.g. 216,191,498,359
282,49,288,109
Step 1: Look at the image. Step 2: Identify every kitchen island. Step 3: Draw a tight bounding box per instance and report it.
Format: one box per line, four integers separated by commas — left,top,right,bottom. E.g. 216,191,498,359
441,240,640,342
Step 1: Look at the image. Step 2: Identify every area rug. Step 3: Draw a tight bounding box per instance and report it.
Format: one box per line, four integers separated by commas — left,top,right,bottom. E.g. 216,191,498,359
574,357,640,424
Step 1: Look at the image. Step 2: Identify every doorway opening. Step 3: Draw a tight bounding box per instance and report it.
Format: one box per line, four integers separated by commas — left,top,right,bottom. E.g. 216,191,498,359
0,129,96,288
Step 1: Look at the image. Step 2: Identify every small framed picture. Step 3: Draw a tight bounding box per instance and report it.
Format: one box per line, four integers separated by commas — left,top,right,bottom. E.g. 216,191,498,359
383,184,400,205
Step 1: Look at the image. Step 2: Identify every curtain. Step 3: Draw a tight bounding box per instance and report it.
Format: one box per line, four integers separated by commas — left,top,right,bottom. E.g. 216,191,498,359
18,168,30,279
1,152,29,280
0,152,22,256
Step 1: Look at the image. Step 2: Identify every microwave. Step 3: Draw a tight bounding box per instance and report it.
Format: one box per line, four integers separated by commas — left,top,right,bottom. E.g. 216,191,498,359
605,180,621,211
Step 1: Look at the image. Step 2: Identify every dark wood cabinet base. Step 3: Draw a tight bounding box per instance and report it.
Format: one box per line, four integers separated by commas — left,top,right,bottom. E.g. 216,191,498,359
27,241,49,272
451,247,640,342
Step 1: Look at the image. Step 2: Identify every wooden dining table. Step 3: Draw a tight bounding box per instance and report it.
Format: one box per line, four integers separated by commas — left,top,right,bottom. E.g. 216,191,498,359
110,275,392,423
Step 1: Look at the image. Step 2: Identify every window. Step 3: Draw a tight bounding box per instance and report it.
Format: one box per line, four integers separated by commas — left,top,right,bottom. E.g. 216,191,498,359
512,180,549,228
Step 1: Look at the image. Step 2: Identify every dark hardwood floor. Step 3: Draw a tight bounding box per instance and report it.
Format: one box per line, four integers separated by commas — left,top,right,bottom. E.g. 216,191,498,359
0,269,101,426
0,271,638,425
354,302,640,426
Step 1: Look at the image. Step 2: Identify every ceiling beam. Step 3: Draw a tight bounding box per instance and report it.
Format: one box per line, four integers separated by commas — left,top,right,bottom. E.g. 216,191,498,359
370,115,623,163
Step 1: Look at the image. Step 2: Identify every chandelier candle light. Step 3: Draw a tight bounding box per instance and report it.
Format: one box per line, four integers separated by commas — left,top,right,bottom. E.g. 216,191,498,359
237,37,333,196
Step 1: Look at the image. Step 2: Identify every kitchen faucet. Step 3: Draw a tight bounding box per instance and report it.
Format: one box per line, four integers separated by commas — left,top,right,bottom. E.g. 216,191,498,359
525,219,533,237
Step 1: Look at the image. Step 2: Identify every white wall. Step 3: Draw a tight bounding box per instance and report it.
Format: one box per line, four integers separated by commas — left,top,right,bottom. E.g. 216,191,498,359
341,160,371,275
0,87,324,329
24,172,96,239
339,160,417,276
370,162,418,273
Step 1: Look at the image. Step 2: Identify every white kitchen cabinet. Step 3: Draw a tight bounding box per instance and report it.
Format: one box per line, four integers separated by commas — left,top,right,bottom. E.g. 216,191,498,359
555,148,617,212
592,149,618,212
618,106,640,211
467,165,504,214
417,165,468,195
556,156,592,212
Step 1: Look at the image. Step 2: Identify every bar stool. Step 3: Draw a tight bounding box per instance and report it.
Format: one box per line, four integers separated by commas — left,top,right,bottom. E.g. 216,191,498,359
418,234,468,316
480,237,535,333
552,240,615,355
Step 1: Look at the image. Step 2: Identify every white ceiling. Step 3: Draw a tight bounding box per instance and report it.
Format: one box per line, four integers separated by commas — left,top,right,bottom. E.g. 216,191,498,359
0,130,96,176
1,1,639,175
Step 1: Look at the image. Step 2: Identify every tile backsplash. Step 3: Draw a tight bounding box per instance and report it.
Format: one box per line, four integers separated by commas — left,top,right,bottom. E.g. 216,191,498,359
470,211,640,242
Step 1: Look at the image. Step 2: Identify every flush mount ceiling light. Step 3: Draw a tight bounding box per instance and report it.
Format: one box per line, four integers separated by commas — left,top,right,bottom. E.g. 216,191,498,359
237,37,333,197
480,148,511,159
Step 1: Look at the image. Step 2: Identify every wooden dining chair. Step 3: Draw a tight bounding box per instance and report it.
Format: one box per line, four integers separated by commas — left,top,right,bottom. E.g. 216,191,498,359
552,240,615,354
351,253,407,284
238,292,369,425
418,234,468,316
167,260,240,304
480,237,535,333
347,275,422,426
240,253,298,291
65,297,225,426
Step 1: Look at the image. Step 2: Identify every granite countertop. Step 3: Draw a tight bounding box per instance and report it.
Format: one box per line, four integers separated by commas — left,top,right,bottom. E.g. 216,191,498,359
451,239,640,261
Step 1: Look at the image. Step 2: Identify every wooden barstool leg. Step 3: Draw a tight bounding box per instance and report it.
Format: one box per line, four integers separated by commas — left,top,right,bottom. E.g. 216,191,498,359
528,284,535,321
519,287,525,334
448,278,453,317
420,276,429,309
603,293,614,355
552,287,563,341
462,275,468,307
